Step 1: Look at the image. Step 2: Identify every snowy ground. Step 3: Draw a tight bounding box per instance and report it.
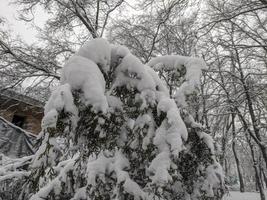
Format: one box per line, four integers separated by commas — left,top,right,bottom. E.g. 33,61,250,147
223,190,267,200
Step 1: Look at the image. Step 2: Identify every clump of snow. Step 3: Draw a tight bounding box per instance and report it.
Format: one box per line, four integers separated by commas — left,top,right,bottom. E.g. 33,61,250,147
0,154,33,179
61,55,108,113
0,171,30,182
147,55,207,107
134,114,151,130
106,95,123,112
30,156,77,200
182,109,203,129
147,55,206,77
147,151,172,186
149,96,188,186
113,150,147,199
144,65,169,96
110,54,156,93
86,151,113,186
85,149,147,199
153,119,184,157
133,113,155,150
123,178,147,199
198,131,215,154
181,109,216,155
113,150,130,172
110,44,130,70
117,119,135,147
43,83,78,130
202,162,224,197
71,187,87,200
112,150,130,184
76,38,111,74
41,109,58,129
44,84,77,115
150,100,187,185
109,52,170,112
137,89,156,109
157,98,188,142
31,133,60,168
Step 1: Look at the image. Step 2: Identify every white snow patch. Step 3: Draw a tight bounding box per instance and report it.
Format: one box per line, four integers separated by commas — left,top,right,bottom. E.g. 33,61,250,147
31,134,59,168
202,162,224,197
0,171,30,182
110,54,156,93
144,65,169,96
71,187,87,200
134,114,155,150
106,95,123,112
148,151,172,186
41,109,58,129
123,178,147,200
86,151,112,186
223,190,267,200
147,55,207,107
157,98,188,142
61,55,108,113
110,44,130,70
85,149,147,199
76,38,111,73
44,84,76,115
29,157,76,200
43,83,78,134
198,131,215,154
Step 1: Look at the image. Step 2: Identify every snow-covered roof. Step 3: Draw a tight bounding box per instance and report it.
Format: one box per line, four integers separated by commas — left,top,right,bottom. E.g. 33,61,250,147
0,116,36,158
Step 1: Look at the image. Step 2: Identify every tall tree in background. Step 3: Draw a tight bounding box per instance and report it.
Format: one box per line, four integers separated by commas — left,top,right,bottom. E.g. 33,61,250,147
108,0,198,61
198,0,267,196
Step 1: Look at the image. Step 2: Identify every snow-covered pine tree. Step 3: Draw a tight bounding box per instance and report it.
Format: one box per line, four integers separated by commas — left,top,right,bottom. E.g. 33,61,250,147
0,39,224,200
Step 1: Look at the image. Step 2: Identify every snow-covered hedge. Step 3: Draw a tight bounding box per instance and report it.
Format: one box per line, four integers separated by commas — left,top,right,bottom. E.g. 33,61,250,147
0,39,225,200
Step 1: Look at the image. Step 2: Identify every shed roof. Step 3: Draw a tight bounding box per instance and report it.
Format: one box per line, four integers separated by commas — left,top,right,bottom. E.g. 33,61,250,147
0,89,44,108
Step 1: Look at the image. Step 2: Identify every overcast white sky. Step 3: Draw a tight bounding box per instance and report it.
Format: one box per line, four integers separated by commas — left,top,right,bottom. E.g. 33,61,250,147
0,0,48,43
0,0,135,44
0,0,197,44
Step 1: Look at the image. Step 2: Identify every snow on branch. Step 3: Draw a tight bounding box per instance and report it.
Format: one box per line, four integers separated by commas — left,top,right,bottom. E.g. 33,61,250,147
147,55,207,107
0,38,224,199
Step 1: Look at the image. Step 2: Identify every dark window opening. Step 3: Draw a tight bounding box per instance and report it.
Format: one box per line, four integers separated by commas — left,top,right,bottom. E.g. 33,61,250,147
12,115,26,128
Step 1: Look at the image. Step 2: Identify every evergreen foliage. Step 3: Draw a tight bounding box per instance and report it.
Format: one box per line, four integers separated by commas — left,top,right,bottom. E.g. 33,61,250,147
0,40,225,200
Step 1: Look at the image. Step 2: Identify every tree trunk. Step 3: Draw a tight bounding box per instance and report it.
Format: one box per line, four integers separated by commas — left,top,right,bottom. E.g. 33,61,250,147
231,113,245,192
225,24,267,168
233,46,267,168
224,159,228,178
246,134,266,200
262,169,267,188
232,141,245,192
259,157,267,188
253,161,265,200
